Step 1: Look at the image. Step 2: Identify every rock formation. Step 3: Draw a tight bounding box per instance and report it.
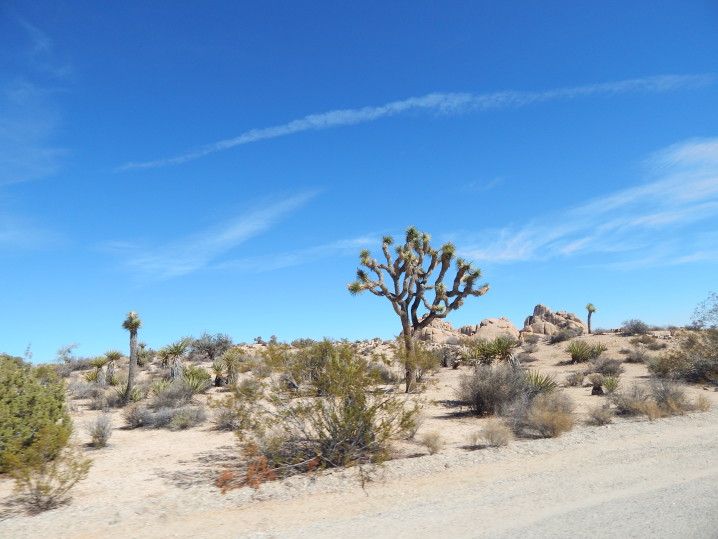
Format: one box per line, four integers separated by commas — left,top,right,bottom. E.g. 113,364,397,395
522,304,588,336
416,317,519,344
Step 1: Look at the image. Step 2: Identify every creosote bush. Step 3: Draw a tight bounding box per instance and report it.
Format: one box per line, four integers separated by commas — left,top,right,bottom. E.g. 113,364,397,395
648,330,718,383
217,343,420,489
6,428,91,514
622,319,650,336
0,356,72,473
586,404,613,426
549,328,583,344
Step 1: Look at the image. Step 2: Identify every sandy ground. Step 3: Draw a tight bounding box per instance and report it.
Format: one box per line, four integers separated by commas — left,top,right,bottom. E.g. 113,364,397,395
2,334,717,538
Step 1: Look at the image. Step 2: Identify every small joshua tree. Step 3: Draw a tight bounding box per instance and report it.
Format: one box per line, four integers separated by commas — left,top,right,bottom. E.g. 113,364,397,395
349,226,489,392
122,311,142,406
586,303,596,334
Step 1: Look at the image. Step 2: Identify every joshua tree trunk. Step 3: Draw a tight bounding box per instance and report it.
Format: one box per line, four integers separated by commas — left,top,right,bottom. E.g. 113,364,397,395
122,311,142,406
402,319,416,393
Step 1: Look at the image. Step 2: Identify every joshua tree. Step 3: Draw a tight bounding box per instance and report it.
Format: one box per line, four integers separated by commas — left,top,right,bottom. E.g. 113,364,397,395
160,339,190,381
104,350,123,385
349,226,489,392
586,303,596,334
122,311,142,406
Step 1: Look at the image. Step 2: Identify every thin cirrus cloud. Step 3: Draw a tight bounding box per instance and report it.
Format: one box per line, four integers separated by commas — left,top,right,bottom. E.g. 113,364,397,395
118,74,714,171
104,191,318,280
460,138,718,268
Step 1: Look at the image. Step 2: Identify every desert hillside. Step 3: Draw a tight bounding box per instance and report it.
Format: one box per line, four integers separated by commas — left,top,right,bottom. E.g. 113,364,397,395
2,330,717,538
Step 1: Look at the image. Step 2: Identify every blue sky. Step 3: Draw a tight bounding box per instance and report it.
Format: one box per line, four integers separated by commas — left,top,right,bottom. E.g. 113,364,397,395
2,1,717,362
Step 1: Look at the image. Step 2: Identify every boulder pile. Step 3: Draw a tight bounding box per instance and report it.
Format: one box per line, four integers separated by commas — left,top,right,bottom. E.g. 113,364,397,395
521,304,587,336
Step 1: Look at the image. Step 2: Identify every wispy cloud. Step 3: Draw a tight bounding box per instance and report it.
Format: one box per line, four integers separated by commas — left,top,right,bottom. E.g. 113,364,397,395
0,20,70,185
118,74,714,171
103,191,319,280
460,138,718,268
216,236,377,273
0,211,64,250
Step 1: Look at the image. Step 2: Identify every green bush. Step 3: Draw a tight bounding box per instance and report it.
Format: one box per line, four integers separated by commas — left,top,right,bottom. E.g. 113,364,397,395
222,343,419,486
622,319,650,336
0,356,72,473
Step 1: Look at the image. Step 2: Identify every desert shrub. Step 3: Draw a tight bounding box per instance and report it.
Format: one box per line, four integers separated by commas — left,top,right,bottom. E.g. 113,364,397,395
123,405,148,429
481,420,514,447
150,379,173,395
152,382,194,409
629,335,654,346
515,352,538,364
646,341,668,351
190,332,233,362
602,376,621,394
84,369,99,383
182,365,212,394
367,362,398,384
695,395,711,412
565,371,584,387
54,357,94,378
67,380,99,399
549,328,583,344
590,357,625,377
525,393,575,437
522,343,538,354
290,338,316,348
588,373,605,389
592,328,609,335
622,319,650,336
420,432,443,455
524,334,541,345
586,404,613,426
88,392,109,412
86,414,113,448
525,370,558,395
168,407,207,430
0,356,72,472
649,330,718,383
6,431,91,514
649,379,691,416
623,345,648,364
610,384,651,416
456,364,530,416
212,405,241,431
220,344,419,487
391,339,441,384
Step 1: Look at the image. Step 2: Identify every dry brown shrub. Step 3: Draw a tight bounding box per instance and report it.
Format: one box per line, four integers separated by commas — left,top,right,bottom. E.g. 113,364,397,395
695,395,712,412
421,431,443,455
585,404,613,426
481,420,514,447
525,393,575,438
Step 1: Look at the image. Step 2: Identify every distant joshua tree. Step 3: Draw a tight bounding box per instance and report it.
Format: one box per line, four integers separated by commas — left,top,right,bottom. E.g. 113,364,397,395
104,350,123,385
122,311,142,406
586,303,596,334
349,226,489,392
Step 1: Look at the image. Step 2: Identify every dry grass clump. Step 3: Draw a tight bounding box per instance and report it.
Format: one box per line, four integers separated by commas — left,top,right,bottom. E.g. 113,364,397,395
585,404,613,426
590,357,624,377
85,414,112,448
565,371,584,387
421,431,443,455
610,380,696,419
695,395,712,412
525,393,575,438
480,420,514,447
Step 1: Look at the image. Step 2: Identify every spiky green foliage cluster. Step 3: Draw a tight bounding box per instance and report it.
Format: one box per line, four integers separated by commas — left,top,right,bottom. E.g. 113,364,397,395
0,355,72,473
182,365,212,394
462,335,520,365
566,340,606,363
348,226,488,331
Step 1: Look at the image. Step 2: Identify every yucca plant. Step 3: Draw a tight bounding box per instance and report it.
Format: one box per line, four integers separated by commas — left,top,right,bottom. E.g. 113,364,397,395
182,366,212,394
525,370,558,395
566,340,592,363
602,376,621,394
222,350,242,384
150,379,172,396
211,359,226,386
115,383,146,403
89,357,109,386
158,339,191,381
